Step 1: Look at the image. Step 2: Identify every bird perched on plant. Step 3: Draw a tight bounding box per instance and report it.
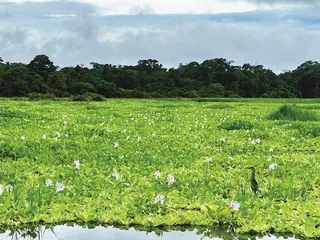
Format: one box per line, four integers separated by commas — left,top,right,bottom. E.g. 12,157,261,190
247,167,259,194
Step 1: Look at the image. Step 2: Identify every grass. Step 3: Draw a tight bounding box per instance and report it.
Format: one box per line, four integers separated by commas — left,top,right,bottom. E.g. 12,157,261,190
268,105,320,121
0,99,320,238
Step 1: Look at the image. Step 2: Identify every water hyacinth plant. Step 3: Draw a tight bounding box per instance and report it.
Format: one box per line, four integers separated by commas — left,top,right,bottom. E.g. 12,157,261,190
269,163,278,171
74,160,80,169
112,172,119,180
6,185,13,192
0,99,320,238
155,194,165,204
45,180,53,187
230,200,240,211
55,182,64,192
167,174,175,184
154,170,161,178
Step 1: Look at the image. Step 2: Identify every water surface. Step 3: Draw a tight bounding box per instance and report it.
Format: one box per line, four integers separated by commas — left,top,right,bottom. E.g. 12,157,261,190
0,225,300,240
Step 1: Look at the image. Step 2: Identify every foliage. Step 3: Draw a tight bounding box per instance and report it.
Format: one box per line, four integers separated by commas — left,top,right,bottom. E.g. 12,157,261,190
90,93,106,101
199,83,225,97
1,55,320,98
219,119,255,131
261,88,296,98
268,105,320,121
71,93,106,101
289,122,320,138
71,93,91,101
0,99,320,238
28,93,57,101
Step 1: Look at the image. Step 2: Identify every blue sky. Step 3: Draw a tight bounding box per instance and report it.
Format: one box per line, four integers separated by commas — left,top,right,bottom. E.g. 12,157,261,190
1,0,320,72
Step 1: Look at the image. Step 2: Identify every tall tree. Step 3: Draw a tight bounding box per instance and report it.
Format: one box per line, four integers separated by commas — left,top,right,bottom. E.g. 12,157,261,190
27,55,57,81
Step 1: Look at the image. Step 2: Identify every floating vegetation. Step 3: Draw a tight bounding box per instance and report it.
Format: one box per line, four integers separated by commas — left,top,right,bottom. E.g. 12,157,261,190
0,99,320,238
219,119,255,130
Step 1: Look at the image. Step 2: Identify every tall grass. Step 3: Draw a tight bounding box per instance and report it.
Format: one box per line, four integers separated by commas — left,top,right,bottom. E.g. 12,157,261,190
268,105,320,121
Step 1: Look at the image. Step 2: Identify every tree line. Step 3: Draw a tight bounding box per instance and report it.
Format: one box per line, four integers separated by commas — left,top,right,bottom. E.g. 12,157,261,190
0,55,319,99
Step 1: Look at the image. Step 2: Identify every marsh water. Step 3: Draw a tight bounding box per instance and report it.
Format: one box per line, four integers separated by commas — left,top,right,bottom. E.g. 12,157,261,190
0,225,300,240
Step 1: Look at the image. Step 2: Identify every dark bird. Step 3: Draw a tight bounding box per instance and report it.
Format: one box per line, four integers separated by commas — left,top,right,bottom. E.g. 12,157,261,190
247,167,259,194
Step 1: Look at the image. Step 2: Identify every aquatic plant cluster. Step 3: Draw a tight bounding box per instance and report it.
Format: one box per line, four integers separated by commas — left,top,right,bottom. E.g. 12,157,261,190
0,98,320,238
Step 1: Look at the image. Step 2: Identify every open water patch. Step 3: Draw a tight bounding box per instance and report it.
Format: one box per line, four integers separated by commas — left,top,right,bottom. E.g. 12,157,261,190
0,225,301,240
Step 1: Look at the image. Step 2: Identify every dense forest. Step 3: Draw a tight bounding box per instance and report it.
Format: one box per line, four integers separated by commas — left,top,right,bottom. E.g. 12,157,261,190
0,55,319,99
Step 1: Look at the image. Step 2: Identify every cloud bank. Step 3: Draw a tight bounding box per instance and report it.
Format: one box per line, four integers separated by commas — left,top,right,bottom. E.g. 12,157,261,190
0,0,320,73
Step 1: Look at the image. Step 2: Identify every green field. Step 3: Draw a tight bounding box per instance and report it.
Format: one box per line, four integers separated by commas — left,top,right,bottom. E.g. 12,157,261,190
0,98,320,238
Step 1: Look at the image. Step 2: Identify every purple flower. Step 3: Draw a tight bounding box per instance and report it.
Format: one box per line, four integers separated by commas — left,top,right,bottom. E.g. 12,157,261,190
112,172,119,180
230,200,240,211
155,194,164,204
154,170,161,178
45,179,53,187
56,182,64,192
6,185,13,192
167,174,174,184
269,163,278,171
74,160,80,169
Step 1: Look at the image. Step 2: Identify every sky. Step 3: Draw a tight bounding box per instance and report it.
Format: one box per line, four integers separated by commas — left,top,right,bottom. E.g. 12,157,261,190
1,0,320,73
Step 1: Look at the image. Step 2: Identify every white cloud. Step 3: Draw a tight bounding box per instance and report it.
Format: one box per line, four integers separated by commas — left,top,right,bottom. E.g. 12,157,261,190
0,0,265,15
1,18,320,73
1,0,320,73
4,0,320,15
3,0,319,15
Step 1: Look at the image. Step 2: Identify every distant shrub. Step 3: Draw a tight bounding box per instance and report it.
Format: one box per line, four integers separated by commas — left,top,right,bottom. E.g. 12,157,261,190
198,83,225,97
168,89,185,98
97,81,117,97
149,92,165,98
71,93,91,101
52,91,71,98
72,93,106,101
129,90,148,98
116,88,132,98
228,94,240,98
68,82,96,94
219,119,255,130
223,90,239,98
91,93,106,101
28,93,56,101
261,89,296,98
185,90,199,98
268,105,320,121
